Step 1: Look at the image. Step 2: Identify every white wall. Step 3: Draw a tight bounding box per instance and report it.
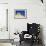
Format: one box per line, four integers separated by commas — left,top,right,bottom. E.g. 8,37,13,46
8,0,43,36
8,0,46,45
0,0,46,46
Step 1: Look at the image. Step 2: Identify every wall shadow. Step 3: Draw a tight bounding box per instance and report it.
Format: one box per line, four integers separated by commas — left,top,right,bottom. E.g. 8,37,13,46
40,25,45,46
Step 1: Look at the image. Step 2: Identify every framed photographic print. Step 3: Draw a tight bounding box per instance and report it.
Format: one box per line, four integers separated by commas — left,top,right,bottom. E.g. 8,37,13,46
14,9,27,19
